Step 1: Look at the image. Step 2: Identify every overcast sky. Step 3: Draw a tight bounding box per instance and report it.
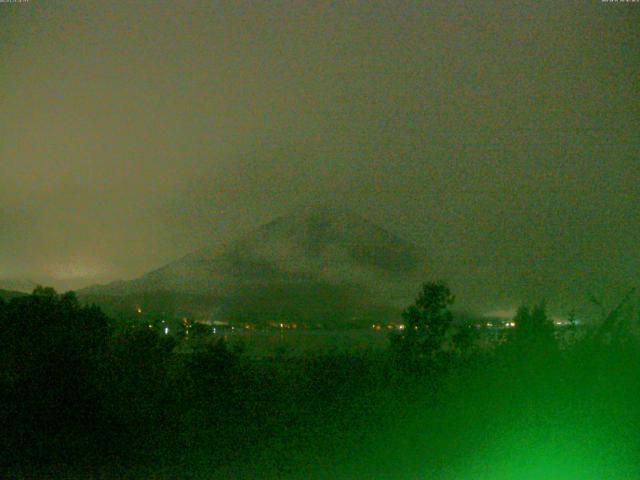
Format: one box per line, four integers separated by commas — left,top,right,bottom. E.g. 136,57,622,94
1,0,638,313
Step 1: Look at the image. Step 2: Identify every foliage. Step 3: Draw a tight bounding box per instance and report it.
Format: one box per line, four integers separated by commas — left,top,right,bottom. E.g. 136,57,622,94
0,287,111,466
498,301,559,371
391,281,455,366
3,284,640,478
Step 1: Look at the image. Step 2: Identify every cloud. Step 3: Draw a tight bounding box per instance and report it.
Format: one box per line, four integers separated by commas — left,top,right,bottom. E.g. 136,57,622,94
1,0,638,312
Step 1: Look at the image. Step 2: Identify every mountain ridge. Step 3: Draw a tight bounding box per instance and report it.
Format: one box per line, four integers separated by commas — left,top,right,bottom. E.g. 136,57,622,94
0,288,28,302
79,205,430,325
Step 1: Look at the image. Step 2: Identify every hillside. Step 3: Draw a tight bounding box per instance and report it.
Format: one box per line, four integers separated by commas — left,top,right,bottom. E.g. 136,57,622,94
0,289,28,302
80,205,430,326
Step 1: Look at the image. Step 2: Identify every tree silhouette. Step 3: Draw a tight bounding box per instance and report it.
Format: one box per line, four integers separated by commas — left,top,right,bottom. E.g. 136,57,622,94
0,287,113,466
505,301,558,366
392,281,455,366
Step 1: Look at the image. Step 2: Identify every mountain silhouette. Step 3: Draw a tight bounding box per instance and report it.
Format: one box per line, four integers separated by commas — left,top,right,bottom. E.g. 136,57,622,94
0,288,27,302
80,205,429,326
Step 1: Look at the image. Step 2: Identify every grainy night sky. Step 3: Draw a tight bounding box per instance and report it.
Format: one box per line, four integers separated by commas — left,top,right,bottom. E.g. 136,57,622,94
1,0,638,313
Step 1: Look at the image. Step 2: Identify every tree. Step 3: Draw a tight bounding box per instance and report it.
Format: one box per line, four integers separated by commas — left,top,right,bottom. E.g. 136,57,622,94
452,325,475,355
506,301,557,364
392,281,455,364
0,287,113,466
512,302,553,339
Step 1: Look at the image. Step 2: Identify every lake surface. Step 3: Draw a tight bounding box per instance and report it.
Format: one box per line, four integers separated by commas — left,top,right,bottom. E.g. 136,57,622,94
185,329,391,357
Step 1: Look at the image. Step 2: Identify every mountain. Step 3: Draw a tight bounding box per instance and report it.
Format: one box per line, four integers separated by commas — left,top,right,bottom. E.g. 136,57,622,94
80,205,430,326
0,288,28,302
0,279,38,294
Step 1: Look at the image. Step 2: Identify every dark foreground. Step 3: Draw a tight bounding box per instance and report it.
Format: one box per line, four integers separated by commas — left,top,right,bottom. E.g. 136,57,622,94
2,289,640,479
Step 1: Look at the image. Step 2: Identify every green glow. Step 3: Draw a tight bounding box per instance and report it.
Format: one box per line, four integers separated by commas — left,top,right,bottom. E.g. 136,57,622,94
459,424,636,480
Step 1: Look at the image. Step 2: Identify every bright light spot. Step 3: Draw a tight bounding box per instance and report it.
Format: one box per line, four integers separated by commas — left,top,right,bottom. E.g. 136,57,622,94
136,307,142,314
164,327,169,335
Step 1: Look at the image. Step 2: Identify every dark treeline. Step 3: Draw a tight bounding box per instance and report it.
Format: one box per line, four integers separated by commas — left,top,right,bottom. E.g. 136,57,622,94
1,284,640,479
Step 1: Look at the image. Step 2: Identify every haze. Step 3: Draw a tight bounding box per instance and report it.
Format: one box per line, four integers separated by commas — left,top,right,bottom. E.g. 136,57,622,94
1,0,638,314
